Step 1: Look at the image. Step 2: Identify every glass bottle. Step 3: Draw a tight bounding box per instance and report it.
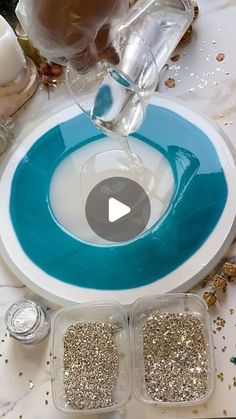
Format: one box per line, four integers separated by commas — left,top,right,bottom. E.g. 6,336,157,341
5,299,50,345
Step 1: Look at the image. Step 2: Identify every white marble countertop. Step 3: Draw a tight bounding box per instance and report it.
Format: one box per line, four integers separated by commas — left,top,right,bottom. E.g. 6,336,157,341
1,0,236,418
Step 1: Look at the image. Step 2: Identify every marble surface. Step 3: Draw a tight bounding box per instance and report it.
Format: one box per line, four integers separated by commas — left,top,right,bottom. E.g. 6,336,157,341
1,0,236,418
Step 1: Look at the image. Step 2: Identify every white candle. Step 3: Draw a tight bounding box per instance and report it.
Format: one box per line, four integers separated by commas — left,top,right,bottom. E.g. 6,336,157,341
0,15,26,86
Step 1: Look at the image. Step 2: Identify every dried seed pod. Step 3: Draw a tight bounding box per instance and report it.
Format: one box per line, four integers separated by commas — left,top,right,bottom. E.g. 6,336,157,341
203,291,217,307
216,53,225,62
165,78,176,88
171,54,181,62
178,25,193,46
192,2,200,20
223,262,236,277
212,274,227,293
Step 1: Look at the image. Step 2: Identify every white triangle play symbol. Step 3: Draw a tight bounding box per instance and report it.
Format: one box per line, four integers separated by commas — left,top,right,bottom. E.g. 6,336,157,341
108,198,131,223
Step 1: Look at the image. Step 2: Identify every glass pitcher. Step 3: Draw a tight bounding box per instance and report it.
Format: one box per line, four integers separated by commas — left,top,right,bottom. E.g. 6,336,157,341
67,0,194,136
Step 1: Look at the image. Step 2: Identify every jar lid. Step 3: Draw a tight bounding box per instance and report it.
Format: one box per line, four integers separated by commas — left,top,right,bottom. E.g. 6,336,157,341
5,300,39,335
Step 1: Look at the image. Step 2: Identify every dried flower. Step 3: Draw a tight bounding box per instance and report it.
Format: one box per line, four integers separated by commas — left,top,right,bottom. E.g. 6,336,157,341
212,274,227,293
178,26,193,46
171,54,181,62
216,53,225,62
223,262,236,277
203,291,217,307
165,78,176,88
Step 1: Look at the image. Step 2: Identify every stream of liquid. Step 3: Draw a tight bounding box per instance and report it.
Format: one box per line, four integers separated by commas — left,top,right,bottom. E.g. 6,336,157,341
50,135,174,244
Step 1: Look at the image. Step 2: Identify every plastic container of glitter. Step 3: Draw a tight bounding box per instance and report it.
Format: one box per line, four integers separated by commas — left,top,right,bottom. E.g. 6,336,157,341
51,301,131,415
131,293,215,407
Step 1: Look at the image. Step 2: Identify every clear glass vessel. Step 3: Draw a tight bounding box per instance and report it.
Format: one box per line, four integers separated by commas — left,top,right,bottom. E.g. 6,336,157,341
5,299,50,345
67,0,194,135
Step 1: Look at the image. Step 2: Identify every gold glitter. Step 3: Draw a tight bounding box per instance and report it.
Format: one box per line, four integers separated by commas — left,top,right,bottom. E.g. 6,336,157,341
223,409,227,416
192,409,198,414
213,330,216,334
216,327,222,332
143,313,208,403
203,403,208,408
0,354,2,357
222,346,227,353
18,372,23,377
19,416,23,419
216,53,225,62
1,339,5,342
228,384,231,390
165,78,176,88
46,391,49,396
46,361,50,365
29,380,34,389
64,322,119,410
5,359,8,364
230,309,234,315
45,400,48,406
223,336,225,340
161,409,166,414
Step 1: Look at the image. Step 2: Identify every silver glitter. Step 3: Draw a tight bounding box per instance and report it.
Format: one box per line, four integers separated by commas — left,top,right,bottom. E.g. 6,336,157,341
5,300,50,345
143,313,208,403
63,322,119,410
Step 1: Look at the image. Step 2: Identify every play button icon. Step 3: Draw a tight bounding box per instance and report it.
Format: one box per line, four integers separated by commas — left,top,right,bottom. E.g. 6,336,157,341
85,177,151,242
108,198,131,223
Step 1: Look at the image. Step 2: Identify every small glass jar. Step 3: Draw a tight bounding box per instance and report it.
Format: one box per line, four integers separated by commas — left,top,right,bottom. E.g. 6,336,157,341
5,299,50,345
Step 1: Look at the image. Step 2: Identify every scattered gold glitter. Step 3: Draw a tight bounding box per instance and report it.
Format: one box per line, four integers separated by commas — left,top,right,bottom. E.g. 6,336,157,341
143,313,208,403
222,346,227,353
228,384,231,390
164,78,176,88
29,380,34,389
161,409,166,414
203,403,208,408
213,330,216,334
19,415,23,419
5,359,8,364
217,327,222,332
46,391,49,396
53,356,57,360
171,54,180,62
230,309,234,315
64,322,119,410
192,409,198,414
0,354,2,357
216,53,225,62
46,361,50,365
45,400,48,406
18,372,23,377
1,339,5,342
223,336,225,340
217,372,224,382
223,409,227,416
5,333,7,337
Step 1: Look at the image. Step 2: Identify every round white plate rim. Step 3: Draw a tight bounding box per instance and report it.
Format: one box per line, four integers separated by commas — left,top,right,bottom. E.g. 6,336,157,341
0,94,236,306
